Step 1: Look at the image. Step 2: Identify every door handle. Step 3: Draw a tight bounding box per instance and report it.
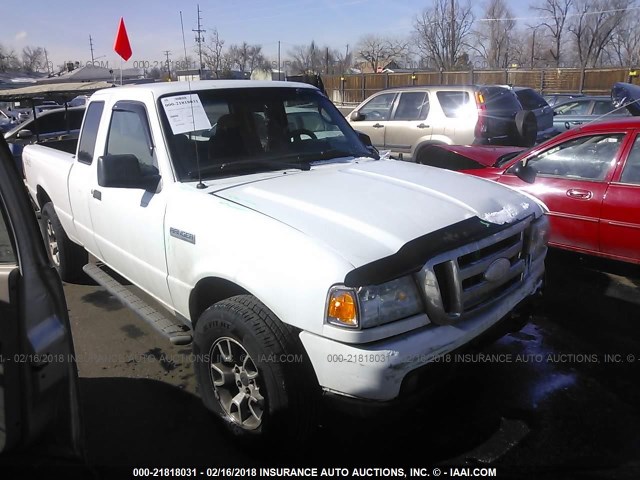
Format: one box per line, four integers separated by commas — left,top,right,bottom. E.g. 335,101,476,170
417,123,430,129
566,188,592,200
92,189,102,200
372,123,384,128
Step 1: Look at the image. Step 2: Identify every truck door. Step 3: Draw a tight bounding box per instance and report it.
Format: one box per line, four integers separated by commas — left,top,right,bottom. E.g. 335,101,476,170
87,101,172,306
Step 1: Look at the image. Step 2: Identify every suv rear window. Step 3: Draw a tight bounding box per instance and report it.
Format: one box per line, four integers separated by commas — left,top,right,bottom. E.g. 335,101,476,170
515,89,547,109
480,87,521,113
436,91,470,118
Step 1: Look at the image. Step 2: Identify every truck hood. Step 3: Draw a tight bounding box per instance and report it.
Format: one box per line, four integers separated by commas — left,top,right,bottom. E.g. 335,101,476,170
213,160,539,267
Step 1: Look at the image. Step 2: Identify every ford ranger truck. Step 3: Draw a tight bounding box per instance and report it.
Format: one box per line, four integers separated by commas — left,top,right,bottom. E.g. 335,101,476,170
23,81,548,440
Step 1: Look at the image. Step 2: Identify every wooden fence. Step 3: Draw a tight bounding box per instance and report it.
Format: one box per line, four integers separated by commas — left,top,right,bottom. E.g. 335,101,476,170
322,67,640,104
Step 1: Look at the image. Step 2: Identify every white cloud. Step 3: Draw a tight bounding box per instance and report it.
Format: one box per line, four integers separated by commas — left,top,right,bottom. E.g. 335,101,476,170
15,31,27,41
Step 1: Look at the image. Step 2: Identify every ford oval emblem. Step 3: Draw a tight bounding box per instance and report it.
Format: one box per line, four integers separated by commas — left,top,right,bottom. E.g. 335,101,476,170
484,258,511,282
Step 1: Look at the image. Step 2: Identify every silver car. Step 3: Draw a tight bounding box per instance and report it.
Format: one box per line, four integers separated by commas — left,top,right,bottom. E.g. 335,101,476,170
552,96,631,132
347,85,536,163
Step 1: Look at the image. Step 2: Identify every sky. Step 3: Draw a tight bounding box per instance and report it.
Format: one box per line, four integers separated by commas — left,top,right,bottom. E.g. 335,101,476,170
1,0,532,70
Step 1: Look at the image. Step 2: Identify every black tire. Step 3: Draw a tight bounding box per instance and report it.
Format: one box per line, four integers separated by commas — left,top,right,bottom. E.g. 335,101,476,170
515,110,538,147
40,202,87,282
193,295,319,441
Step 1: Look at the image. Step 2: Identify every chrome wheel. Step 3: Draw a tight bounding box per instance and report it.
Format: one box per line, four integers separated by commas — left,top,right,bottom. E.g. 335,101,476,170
46,219,60,267
208,337,264,430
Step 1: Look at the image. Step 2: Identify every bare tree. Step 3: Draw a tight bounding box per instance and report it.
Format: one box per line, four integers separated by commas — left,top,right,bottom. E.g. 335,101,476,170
414,0,475,70
21,46,45,73
288,42,320,74
0,44,20,72
201,29,225,72
531,0,573,67
288,41,344,74
608,9,640,66
356,35,409,72
569,0,631,67
226,42,268,73
474,0,516,68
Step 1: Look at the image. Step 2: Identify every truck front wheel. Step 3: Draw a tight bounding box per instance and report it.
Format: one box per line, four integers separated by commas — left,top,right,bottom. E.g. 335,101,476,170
193,295,318,441
40,202,87,282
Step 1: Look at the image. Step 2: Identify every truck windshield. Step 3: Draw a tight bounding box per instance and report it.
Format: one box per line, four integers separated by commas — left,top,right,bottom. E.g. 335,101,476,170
158,87,375,181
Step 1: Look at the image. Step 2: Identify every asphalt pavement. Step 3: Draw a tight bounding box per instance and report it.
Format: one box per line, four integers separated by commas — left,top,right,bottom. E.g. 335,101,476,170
4,249,640,478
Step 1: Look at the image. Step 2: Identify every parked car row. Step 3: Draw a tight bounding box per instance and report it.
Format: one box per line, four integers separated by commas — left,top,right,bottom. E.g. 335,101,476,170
552,95,630,132
416,82,640,265
3,106,86,173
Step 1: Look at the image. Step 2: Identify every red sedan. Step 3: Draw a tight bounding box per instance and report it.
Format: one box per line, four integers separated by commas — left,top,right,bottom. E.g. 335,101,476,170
419,118,640,264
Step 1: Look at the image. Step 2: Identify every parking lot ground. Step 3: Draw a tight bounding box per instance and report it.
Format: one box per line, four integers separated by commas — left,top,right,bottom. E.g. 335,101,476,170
2,249,640,478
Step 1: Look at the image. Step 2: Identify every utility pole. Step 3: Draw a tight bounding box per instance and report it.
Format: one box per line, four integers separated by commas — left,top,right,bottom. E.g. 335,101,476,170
325,47,329,74
278,41,281,81
530,28,537,69
450,0,455,69
89,35,95,64
44,48,51,75
345,44,349,74
192,4,206,78
164,50,172,79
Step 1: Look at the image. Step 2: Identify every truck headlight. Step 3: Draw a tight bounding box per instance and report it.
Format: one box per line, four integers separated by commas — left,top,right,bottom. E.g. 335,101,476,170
325,277,423,329
326,287,359,328
524,214,550,257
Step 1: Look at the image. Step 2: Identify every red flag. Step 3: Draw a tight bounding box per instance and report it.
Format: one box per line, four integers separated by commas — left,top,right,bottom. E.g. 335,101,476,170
113,17,132,61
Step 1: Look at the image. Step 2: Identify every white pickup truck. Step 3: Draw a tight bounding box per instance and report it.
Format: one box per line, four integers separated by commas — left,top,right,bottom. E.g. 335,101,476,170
23,81,548,440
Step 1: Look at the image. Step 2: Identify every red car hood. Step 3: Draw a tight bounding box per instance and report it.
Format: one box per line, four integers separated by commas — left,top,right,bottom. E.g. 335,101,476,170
436,145,525,167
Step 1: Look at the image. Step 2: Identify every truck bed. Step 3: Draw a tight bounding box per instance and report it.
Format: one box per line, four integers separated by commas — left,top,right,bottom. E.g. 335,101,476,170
22,143,77,242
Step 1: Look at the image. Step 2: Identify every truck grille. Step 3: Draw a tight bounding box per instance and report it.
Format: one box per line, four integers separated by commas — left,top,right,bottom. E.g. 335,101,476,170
417,217,532,325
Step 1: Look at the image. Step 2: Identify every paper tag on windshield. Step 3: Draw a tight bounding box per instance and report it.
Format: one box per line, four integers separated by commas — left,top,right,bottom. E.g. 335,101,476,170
161,94,212,135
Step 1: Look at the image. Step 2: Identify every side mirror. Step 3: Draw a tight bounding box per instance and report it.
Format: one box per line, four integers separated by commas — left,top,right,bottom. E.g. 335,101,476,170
512,161,537,184
350,110,363,122
16,129,34,140
97,154,161,190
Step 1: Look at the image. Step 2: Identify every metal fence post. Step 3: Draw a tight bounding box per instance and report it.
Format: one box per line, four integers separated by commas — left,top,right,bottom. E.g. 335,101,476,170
579,67,585,93
385,72,389,89
361,73,365,103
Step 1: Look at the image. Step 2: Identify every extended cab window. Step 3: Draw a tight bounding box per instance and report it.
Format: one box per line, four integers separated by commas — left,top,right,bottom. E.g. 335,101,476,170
77,102,104,164
106,106,155,168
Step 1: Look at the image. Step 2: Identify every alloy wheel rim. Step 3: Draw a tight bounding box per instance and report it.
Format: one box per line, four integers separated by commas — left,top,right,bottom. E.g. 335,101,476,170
46,219,60,266
208,337,264,430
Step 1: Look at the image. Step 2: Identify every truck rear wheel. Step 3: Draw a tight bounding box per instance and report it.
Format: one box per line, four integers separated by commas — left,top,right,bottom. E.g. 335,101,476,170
193,295,318,441
40,202,87,282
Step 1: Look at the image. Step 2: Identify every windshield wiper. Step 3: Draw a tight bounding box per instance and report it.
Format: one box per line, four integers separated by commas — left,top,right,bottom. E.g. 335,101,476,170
190,158,311,179
282,148,370,163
